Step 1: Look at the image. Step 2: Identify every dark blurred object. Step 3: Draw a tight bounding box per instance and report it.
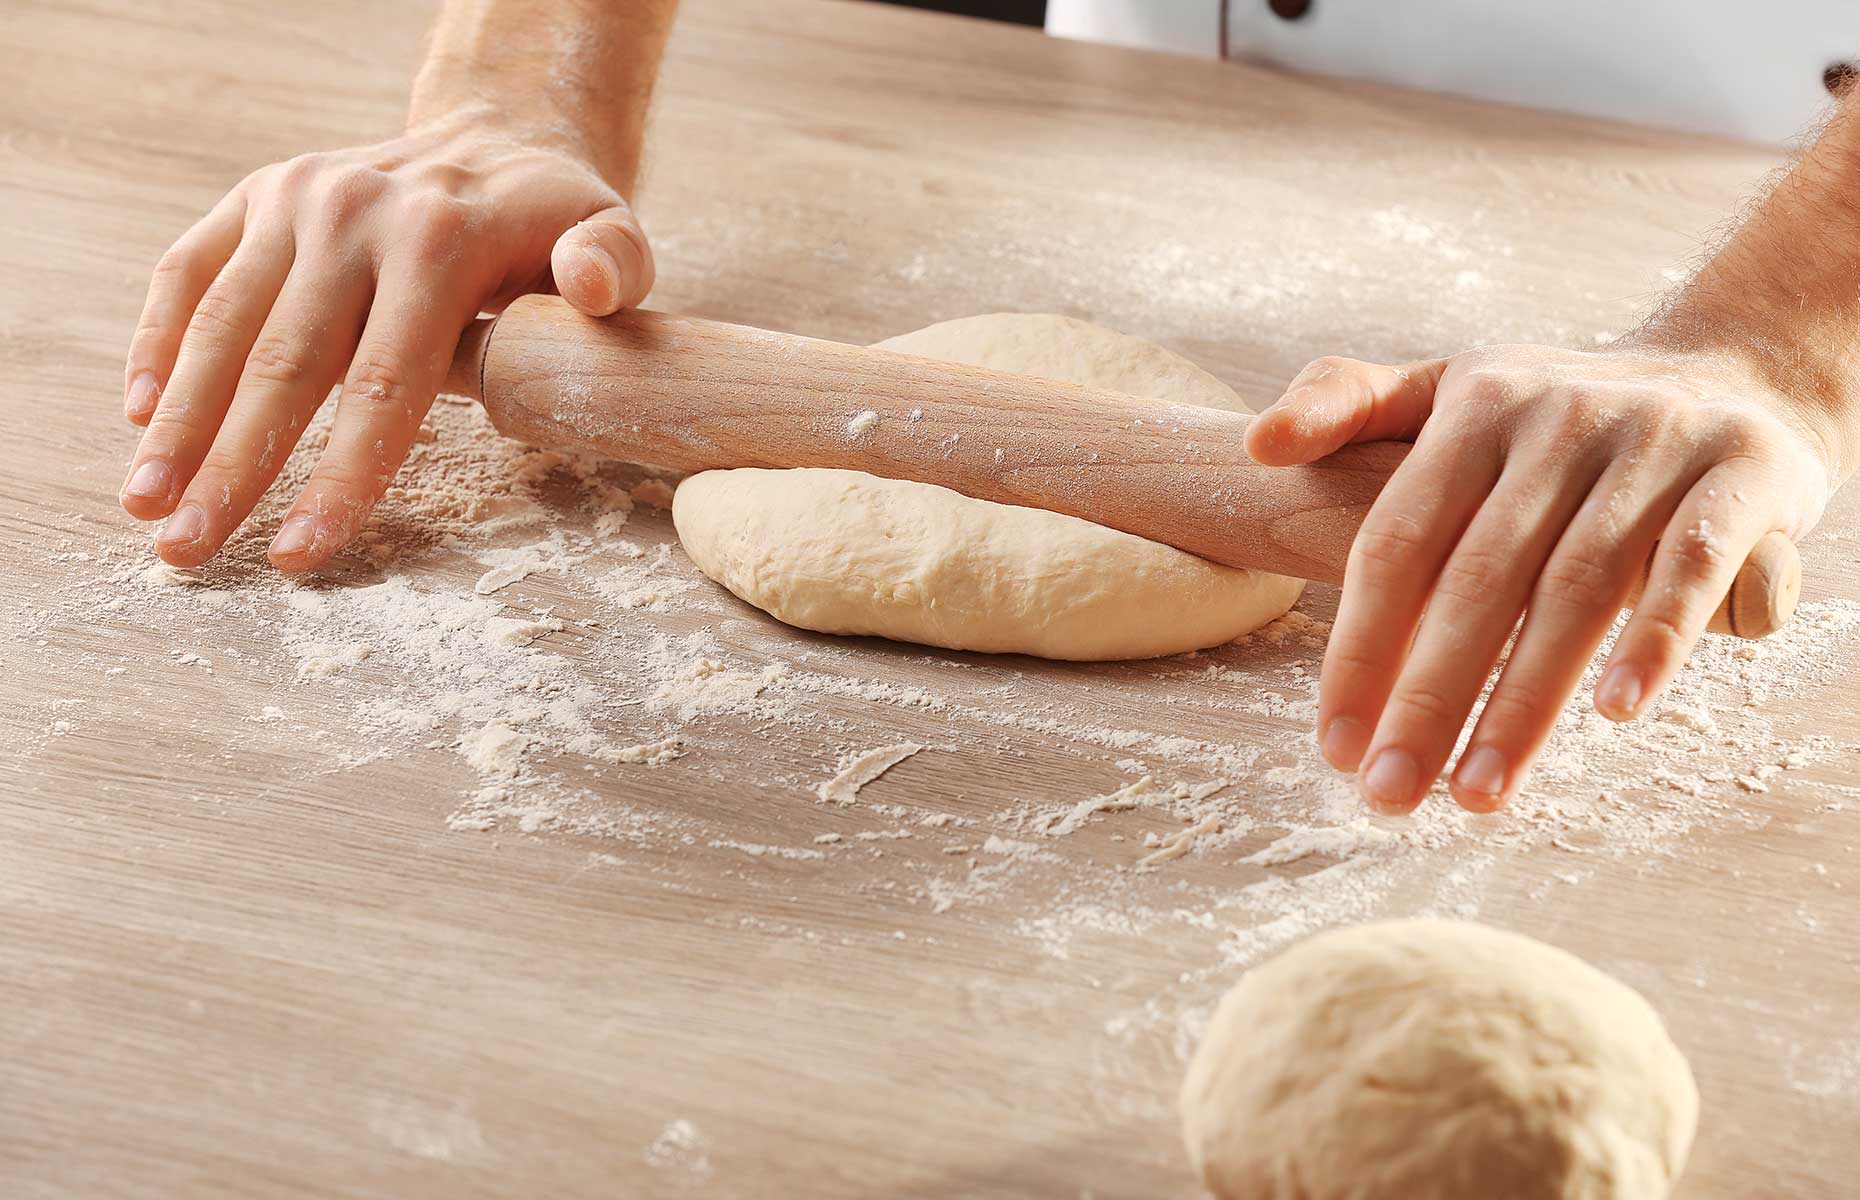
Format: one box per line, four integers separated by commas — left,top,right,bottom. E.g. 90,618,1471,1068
1825,61,1858,97
877,0,1045,26
1268,0,1312,19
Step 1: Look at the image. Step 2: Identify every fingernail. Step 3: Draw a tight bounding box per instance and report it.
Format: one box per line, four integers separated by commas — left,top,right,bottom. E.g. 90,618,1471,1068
125,371,161,419
1595,665,1644,721
1360,748,1421,813
158,503,205,547
1319,716,1370,771
122,458,172,501
1453,745,1508,801
270,515,319,558
580,244,621,310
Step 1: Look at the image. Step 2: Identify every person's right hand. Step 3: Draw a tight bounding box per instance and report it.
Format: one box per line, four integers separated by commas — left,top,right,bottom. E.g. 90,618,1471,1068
1244,342,1836,815
118,105,654,573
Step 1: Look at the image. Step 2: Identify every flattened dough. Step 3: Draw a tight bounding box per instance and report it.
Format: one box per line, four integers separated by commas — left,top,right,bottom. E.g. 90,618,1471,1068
672,314,1304,661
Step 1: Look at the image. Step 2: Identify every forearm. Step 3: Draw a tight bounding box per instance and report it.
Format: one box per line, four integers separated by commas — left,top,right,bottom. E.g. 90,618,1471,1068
1643,93,1860,481
410,0,679,193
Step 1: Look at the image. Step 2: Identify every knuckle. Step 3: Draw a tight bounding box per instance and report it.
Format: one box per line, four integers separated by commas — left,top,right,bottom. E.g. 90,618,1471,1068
1325,643,1393,680
1627,609,1691,664
241,333,318,391
127,317,167,356
1431,545,1512,605
306,457,377,495
343,358,422,420
1662,524,1727,575
141,401,196,442
131,300,183,352
234,164,270,194
1534,551,1621,613
186,462,243,510
275,152,327,190
1348,514,1429,579
315,165,391,222
236,162,287,201
184,286,246,345
1388,679,1465,729
1471,688,1544,738
1286,354,1357,395
1538,388,1615,441
1630,397,1685,443
403,195,473,255
147,247,200,295
1451,369,1511,405
1711,410,1784,460
301,472,392,532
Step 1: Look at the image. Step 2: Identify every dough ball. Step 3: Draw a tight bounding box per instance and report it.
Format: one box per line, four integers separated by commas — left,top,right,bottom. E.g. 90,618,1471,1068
1180,919,1698,1200
672,314,1303,661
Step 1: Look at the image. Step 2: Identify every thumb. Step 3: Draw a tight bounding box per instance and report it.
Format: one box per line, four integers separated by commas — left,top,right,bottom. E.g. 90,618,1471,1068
1244,355,1448,466
551,202,655,316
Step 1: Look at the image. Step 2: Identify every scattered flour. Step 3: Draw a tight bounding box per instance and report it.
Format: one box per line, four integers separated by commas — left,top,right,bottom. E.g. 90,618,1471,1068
483,616,563,648
294,640,373,679
609,737,686,766
473,532,591,595
643,1119,713,1180
32,384,1860,1109
1241,819,1398,867
461,722,529,779
817,743,924,805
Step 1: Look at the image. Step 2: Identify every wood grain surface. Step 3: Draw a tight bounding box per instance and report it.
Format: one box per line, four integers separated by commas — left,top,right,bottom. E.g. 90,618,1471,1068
3,2,1858,1198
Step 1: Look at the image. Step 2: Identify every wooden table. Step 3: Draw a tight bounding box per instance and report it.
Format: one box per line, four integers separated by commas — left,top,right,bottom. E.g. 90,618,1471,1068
4,2,1857,1196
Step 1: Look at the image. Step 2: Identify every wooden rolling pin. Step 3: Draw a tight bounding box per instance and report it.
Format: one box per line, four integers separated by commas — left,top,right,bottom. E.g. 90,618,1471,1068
445,296,1800,639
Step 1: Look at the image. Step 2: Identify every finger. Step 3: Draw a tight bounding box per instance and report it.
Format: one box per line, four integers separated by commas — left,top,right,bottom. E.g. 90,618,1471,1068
120,221,295,523
1447,452,1693,810
1316,430,1502,780
124,191,248,425
154,260,372,567
1245,356,1448,466
550,201,653,317
269,256,475,571
1357,450,1608,815
1592,463,1778,723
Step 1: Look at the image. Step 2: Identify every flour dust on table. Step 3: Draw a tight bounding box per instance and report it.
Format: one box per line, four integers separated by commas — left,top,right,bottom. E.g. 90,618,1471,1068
28,326,1860,1121
672,314,1305,660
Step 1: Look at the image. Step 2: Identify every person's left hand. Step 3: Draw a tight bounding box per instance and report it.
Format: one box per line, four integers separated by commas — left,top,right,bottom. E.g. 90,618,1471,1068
117,110,653,573
1245,341,1837,814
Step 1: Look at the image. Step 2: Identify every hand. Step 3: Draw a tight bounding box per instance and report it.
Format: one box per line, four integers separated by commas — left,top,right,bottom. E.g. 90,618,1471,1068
118,106,654,571
1245,342,1837,814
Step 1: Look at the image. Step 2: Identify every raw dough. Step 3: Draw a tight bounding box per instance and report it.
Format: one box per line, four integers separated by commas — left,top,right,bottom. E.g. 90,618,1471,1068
672,314,1304,661
1180,919,1698,1200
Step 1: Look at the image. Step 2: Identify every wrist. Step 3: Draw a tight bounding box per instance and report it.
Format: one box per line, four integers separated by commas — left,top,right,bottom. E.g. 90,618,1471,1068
1632,311,1857,484
406,86,646,196
407,2,674,198
1630,99,1860,483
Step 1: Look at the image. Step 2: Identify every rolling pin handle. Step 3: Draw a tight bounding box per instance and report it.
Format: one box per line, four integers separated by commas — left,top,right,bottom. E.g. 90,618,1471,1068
444,316,496,401
1715,530,1800,639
